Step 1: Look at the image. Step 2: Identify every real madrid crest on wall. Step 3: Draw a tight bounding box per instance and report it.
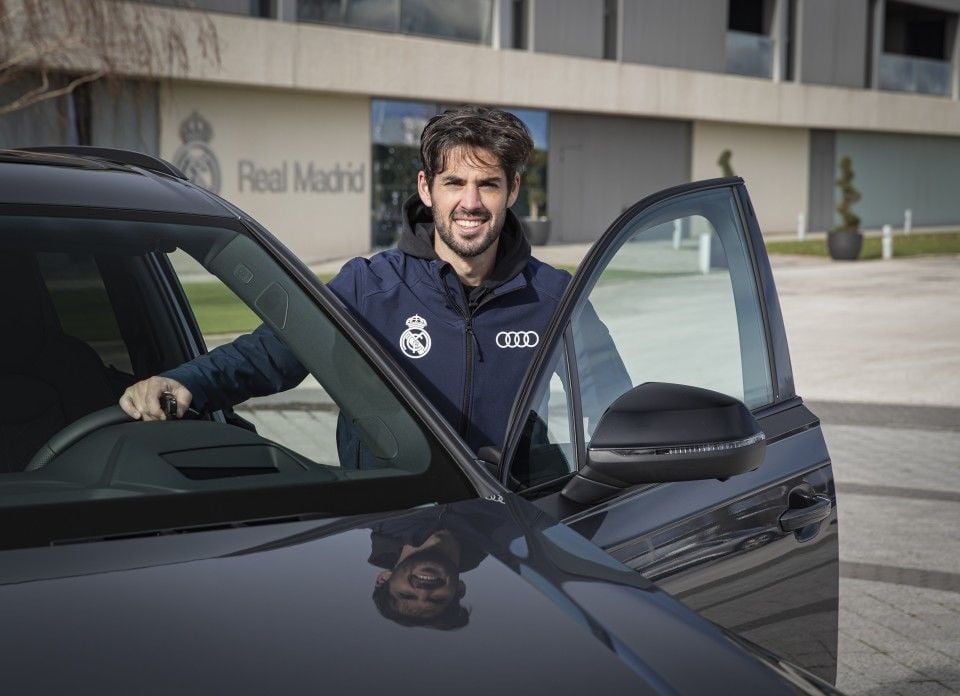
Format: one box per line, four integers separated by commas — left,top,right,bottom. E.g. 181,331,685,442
399,315,431,359
173,111,221,194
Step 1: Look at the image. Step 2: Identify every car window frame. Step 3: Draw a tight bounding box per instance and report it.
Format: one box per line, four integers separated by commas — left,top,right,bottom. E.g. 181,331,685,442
497,178,783,491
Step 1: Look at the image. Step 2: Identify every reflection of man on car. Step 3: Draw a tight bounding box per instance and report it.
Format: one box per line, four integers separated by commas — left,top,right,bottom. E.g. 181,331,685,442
367,503,527,630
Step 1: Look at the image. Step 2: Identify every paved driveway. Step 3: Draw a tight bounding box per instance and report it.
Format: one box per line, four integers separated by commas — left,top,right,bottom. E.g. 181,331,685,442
770,255,960,696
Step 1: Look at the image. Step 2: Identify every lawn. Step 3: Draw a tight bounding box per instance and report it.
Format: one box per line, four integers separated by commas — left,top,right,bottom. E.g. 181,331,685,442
183,271,335,336
765,232,960,260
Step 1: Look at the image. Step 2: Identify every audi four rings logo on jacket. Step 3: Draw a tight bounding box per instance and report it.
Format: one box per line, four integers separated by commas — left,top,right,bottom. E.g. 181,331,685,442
495,331,540,348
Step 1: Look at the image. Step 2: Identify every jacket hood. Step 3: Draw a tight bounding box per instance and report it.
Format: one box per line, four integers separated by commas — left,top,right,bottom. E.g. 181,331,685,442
397,193,531,290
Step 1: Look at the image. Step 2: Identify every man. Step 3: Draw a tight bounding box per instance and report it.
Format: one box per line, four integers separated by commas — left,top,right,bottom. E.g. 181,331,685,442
121,106,622,458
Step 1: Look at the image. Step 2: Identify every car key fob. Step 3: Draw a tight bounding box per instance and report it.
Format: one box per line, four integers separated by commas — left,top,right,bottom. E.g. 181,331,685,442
160,391,178,419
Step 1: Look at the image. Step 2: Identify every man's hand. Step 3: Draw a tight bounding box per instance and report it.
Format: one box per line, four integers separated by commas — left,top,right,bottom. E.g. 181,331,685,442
120,377,193,421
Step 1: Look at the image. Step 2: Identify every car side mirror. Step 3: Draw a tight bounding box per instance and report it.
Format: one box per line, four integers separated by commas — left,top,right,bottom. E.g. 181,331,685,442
561,382,765,505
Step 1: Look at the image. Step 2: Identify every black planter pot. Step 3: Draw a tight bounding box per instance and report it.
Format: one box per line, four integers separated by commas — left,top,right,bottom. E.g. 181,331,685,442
827,230,863,260
522,218,551,246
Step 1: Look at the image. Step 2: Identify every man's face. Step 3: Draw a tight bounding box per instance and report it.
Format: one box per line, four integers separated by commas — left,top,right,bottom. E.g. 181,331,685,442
417,145,520,259
376,547,465,622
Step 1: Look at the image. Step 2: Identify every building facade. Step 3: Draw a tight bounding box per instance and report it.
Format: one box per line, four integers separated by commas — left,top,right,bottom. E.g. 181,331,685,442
3,0,959,260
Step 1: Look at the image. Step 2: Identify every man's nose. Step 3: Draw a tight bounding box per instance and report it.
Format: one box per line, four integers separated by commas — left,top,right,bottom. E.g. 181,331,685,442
461,184,482,210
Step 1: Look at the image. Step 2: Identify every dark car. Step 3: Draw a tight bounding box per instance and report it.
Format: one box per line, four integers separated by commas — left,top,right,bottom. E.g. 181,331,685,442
0,147,839,693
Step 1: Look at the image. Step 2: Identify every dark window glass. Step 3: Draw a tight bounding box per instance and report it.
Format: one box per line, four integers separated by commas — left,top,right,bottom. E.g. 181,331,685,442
884,1,949,60
37,252,133,375
512,0,527,49
603,0,618,60
728,0,767,34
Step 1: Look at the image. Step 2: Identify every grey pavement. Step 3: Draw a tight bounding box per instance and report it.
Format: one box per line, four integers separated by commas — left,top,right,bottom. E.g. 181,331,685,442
771,253,960,696
292,248,960,693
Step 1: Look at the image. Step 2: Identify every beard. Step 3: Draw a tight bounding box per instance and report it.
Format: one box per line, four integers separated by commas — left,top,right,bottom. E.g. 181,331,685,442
434,207,503,259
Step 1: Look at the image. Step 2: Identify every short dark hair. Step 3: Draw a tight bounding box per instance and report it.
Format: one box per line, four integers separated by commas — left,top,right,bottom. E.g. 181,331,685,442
371,582,470,631
420,105,534,188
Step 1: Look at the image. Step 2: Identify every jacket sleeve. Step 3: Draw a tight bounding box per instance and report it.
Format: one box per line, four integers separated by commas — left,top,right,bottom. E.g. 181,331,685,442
572,301,632,436
163,258,367,412
161,323,308,412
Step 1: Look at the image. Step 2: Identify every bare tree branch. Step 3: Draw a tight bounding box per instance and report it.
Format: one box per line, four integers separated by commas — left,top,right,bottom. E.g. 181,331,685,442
0,0,220,115
0,68,106,115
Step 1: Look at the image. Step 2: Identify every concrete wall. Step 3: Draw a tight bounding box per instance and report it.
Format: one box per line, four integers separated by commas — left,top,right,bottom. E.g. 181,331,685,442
160,83,371,261
691,121,809,234
620,0,727,72
835,130,960,228
548,112,690,243
530,0,604,58
796,0,870,88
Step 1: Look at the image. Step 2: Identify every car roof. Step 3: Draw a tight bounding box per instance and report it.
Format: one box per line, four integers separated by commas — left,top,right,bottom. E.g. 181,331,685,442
0,148,234,218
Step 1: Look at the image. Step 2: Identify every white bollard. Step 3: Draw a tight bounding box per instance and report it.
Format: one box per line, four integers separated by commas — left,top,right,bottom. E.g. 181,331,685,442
904,208,912,235
797,212,806,241
882,224,893,260
698,232,712,274
673,218,682,250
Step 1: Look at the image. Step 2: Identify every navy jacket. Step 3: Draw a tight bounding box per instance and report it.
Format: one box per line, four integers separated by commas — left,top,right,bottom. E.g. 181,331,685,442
165,196,625,458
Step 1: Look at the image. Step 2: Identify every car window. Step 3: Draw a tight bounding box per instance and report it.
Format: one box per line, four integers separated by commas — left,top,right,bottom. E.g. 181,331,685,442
510,340,578,489
512,186,773,489
37,251,134,376
167,249,344,465
0,214,475,547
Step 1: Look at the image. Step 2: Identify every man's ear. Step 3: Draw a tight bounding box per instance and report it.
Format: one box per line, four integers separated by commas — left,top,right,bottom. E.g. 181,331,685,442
456,580,466,600
417,171,433,207
507,173,521,208
376,571,392,588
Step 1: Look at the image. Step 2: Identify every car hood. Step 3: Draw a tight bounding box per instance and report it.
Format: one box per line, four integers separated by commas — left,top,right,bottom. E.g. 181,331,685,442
0,496,829,695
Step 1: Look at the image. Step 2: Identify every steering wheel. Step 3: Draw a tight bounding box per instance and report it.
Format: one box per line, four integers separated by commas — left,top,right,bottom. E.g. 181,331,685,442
25,405,134,472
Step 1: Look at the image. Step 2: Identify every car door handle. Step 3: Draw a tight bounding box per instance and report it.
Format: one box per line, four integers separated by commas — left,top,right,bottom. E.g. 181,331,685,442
779,492,832,532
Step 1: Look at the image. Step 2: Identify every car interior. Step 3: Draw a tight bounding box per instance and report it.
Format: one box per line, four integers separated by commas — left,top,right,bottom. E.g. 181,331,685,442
0,214,475,546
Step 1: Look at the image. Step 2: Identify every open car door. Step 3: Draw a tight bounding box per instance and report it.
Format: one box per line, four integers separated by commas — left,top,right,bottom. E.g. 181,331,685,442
494,178,839,683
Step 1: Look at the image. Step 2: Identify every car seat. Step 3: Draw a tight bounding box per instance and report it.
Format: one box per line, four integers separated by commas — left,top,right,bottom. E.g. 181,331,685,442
0,253,117,472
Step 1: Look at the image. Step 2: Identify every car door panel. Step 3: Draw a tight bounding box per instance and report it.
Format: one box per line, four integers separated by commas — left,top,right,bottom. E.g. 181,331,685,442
565,416,838,682
500,179,839,683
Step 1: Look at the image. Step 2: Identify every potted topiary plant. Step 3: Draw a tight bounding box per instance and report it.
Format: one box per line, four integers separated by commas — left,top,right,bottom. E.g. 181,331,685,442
828,156,864,260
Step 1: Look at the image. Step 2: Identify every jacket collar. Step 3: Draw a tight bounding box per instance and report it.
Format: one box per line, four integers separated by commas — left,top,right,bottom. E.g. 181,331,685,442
397,194,531,292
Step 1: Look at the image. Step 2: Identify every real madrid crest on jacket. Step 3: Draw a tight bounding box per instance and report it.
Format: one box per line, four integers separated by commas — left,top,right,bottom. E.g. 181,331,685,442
162,194,624,462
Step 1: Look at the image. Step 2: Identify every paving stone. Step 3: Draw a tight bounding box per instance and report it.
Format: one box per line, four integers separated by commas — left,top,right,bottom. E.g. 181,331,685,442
841,652,926,683
836,663,884,694
886,682,957,696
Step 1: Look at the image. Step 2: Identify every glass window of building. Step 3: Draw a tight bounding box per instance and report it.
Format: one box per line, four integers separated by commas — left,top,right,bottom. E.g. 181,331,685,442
298,0,493,44
370,100,548,248
879,1,953,97
726,0,775,79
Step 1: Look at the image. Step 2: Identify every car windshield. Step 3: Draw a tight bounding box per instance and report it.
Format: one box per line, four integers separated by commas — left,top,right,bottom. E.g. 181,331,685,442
0,212,475,548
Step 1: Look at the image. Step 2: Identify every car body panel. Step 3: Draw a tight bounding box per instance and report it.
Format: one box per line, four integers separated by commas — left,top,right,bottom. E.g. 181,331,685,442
0,497,830,695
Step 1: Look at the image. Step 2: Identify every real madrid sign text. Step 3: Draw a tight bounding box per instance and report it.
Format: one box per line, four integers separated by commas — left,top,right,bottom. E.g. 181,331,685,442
173,111,365,196
238,160,366,194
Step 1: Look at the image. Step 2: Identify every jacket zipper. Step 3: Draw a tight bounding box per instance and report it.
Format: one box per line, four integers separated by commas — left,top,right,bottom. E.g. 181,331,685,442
440,277,477,437
438,267,527,443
